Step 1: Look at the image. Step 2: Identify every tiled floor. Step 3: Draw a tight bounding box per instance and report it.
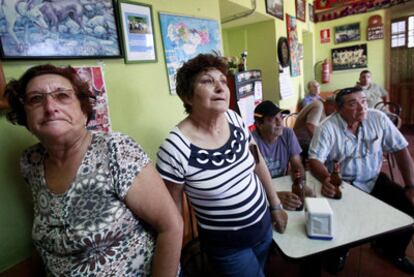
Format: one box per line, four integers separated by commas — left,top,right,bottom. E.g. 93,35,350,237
265,124,414,277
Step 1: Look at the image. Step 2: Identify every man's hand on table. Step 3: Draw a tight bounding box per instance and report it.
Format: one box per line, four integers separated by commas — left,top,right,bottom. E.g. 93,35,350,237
321,176,337,198
271,209,288,233
278,191,302,210
277,186,315,211
304,184,316,197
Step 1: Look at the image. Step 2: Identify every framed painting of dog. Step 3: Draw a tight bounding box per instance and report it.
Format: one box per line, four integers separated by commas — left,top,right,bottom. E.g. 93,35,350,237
0,0,123,59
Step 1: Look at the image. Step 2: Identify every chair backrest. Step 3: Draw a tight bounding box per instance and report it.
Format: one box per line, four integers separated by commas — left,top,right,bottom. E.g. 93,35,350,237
374,101,402,128
374,101,402,116
284,112,298,128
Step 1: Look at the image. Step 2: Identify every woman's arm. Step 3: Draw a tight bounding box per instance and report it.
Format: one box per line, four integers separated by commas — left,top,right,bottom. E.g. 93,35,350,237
251,141,288,233
125,163,183,277
164,180,184,213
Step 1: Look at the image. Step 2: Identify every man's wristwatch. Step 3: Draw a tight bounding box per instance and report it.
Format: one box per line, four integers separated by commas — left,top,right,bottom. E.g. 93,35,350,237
270,203,284,212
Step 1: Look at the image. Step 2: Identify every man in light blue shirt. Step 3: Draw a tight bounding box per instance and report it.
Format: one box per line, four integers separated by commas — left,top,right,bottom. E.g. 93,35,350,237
309,86,414,274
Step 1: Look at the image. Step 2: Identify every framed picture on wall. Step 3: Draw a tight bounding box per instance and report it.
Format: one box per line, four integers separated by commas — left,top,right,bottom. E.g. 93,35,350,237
308,3,315,23
331,44,367,71
265,0,284,20
159,13,222,94
0,0,122,59
296,0,306,22
334,22,361,44
118,1,157,63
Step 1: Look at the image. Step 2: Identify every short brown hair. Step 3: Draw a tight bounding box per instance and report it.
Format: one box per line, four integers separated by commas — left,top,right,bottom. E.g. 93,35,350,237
175,53,228,114
359,70,371,77
5,64,94,127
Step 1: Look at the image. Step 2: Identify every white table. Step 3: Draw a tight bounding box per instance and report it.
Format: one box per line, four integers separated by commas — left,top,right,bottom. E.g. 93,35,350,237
271,172,414,259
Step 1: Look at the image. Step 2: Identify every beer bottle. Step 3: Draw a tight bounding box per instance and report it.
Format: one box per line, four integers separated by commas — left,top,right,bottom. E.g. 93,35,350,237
330,161,342,199
291,170,304,211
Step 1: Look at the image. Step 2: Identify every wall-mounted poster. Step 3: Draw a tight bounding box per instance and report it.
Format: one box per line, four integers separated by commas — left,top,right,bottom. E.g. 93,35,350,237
334,22,361,44
265,0,283,20
75,66,111,132
0,0,122,59
159,13,222,94
331,44,367,71
286,14,300,77
367,15,384,41
320,29,330,43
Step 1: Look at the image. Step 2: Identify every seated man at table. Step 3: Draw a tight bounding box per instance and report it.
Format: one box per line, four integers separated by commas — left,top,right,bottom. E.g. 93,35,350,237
301,80,322,108
294,96,336,162
253,100,313,210
308,86,414,274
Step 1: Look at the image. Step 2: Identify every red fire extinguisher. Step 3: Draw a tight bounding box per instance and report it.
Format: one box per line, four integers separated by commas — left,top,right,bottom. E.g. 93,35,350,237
321,59,331,84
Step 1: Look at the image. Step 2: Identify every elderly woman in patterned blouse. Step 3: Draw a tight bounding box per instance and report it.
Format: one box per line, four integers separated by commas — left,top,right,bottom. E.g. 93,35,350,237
5,64,182,276
156,53,288,277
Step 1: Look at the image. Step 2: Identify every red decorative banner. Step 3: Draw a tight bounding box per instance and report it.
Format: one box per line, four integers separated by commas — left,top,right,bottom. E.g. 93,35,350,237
314,0,410,22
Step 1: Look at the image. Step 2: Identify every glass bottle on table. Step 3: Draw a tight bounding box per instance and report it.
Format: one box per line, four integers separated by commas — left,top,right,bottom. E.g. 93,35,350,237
330,161,342,199
291,170,304,211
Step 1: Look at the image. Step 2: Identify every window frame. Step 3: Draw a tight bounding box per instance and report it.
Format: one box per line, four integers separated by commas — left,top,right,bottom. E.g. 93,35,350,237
391,15,414,49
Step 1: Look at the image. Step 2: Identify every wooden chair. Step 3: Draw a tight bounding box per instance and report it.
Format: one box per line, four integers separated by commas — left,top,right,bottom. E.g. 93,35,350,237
374,101,402,128
374,101,403,181
180,193,217,276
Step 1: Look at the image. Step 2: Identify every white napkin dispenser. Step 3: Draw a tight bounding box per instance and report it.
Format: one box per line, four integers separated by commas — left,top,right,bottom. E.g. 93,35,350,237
305,198,334,240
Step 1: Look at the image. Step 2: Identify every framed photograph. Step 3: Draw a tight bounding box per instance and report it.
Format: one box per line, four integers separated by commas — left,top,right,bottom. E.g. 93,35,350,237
159,13,222,94
308,3,315,23
331,44,367,71
296,0,306,22
118,1,157,63
334,22,361,44
0,0,122,60
265,0,283,20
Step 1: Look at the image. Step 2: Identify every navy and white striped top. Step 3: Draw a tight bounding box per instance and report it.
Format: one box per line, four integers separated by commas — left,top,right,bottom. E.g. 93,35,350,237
156,110,269,235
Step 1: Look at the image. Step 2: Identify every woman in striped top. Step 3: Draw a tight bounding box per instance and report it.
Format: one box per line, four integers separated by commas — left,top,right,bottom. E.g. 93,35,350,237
156,53,287,277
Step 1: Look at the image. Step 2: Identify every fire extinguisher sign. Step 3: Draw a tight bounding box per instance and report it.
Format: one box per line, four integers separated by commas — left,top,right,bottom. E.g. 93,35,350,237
320,29,330,43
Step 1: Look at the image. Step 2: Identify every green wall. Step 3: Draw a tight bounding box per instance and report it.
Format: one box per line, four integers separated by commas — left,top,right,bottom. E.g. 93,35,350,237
314,9,387,92
223,20,278,102
0,0,395,271
0,0,220,271
222,0,315,111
